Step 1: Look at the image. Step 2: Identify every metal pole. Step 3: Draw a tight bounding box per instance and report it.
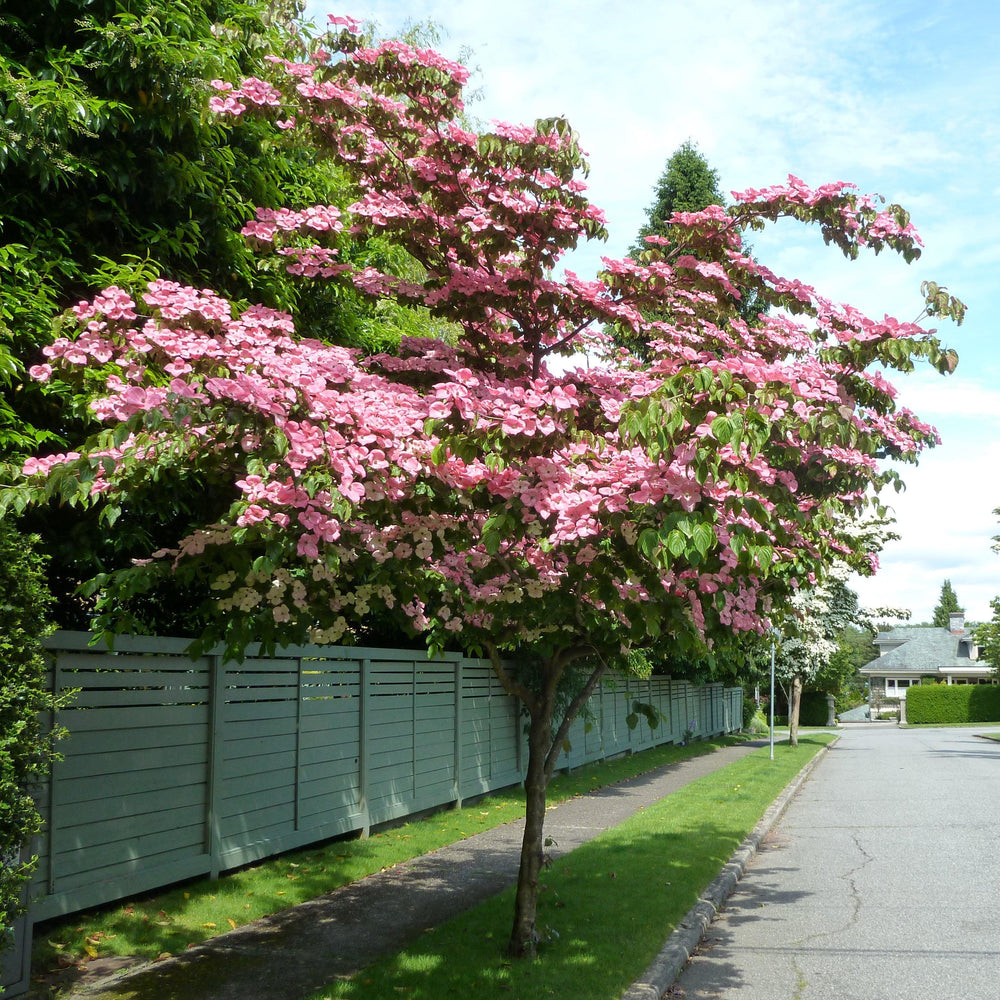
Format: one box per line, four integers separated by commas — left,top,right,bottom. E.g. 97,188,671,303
769,637,775,761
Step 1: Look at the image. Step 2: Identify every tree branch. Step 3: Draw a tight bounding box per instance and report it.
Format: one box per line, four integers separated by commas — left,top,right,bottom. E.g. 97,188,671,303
544,646,608,777
485,640,539,715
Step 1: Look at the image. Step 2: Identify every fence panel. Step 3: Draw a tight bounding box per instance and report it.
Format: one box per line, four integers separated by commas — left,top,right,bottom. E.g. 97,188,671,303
33,644,213,921
459,661,521,797
4,632,742,999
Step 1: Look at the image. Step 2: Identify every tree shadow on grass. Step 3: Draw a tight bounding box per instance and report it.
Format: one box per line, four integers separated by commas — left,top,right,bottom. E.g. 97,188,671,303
316,819,813,1000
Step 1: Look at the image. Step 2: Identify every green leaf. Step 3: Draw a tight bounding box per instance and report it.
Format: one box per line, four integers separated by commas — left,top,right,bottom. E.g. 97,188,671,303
691,522,715,559
666,529,687,557
710,414,732,445
639,528,660,559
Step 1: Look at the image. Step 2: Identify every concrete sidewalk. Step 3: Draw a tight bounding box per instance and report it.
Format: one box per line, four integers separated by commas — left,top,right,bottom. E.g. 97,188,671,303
54,739,772,1000
671,725,1000,999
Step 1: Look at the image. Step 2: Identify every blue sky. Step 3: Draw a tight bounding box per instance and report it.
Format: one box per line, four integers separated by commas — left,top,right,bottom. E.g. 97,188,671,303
304,1,1000,623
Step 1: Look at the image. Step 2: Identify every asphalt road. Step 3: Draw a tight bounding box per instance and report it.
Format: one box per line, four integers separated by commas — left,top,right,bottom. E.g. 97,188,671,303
673,725,1000,1000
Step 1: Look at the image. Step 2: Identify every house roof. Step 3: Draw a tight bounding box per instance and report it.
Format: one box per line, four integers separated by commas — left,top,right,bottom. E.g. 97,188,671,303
860,625,981,676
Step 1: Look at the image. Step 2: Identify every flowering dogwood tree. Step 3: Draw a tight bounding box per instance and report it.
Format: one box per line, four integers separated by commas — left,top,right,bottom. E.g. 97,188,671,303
773,575,862,744
9,16,965,958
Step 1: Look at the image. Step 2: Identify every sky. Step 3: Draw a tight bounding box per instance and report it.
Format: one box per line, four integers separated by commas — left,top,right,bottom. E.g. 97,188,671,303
303,0,1000,624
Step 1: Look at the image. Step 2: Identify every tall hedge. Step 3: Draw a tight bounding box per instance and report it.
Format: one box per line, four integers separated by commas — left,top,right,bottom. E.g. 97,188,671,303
800,690,832,726
0,521,61,936
906,684,1000,724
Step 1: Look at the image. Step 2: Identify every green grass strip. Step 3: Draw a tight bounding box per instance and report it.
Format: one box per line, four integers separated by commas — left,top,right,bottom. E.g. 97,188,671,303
33,736,741,973
313,736,834,1000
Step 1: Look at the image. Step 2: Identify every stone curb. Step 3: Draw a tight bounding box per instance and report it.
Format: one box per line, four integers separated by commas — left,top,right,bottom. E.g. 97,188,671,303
621,735,840,1000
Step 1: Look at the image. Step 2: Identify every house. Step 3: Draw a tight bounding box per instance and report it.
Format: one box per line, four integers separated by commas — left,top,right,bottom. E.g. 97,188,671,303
859,612,996,718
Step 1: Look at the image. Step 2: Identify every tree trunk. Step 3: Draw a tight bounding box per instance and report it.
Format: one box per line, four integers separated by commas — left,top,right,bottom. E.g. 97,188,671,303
789,672,803,747
507,708,552,958
486,646,607,960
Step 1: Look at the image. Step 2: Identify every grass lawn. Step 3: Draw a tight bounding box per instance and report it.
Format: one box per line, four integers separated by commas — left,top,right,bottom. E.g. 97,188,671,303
32,735,743,976
312,735,833,1000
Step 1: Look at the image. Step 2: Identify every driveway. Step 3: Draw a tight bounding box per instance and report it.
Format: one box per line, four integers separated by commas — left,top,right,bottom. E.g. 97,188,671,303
673,725,1000,1000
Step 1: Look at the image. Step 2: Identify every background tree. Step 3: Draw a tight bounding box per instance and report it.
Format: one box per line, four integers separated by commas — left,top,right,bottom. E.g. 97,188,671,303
774,577,869,745
975,598,1000,677
814,623,878,713
974,513,1000,674
0,522,65,936
931,579,963,628
630,140,727,256
7,19,964,959
0,0,451,633
623,140,764,354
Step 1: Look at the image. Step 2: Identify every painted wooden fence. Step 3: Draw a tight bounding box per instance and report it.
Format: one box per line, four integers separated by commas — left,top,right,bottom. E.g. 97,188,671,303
2,631,741,996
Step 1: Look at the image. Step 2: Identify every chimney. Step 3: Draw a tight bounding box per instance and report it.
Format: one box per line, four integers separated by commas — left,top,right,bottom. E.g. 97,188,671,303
949,611,965,634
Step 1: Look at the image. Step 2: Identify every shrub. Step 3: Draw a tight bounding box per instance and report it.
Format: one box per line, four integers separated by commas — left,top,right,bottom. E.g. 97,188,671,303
906,684,1000,724
800,691,832,726
0,522,62,934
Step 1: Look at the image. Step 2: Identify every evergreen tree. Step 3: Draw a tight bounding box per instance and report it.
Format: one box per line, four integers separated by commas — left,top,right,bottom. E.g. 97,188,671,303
932,579,963,628
629,140,727,256
622,141,764,358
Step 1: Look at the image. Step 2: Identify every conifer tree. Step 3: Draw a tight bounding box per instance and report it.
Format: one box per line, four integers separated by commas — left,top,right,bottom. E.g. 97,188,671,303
630,140,727,256
624,141,763,357
932,579,963,628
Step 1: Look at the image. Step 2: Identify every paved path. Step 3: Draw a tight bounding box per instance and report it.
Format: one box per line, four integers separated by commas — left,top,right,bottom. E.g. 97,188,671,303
673,725,1000,1000
68,740,767,1000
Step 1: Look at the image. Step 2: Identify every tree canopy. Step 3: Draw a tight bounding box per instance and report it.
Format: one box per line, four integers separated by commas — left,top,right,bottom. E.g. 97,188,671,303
5,15,965,957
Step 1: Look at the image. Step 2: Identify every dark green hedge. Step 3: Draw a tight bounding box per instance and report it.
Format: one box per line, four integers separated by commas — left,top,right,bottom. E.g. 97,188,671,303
800,691,832,726
906,684,1000,724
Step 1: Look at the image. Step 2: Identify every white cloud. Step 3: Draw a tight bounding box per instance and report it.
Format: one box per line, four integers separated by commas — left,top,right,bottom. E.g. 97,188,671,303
853,435,1000,623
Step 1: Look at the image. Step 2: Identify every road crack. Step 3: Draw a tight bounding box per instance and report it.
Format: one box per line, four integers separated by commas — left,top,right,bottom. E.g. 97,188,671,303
792,831,874,949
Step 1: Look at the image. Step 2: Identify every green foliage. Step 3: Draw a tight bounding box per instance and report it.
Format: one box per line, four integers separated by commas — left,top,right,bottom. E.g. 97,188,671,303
0,521,63,932
931,579,963,628
905,684,1000,724
798,690,831,726
1,0,353,458
974,596,1000,676
810,623,877,707
0,0,449,630
744,707,769,735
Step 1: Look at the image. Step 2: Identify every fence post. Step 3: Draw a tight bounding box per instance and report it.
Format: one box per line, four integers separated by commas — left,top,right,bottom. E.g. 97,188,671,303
46,653,60,897
206,652,226,879
294,657,304,831
453,657,464,809
358,658,371,837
